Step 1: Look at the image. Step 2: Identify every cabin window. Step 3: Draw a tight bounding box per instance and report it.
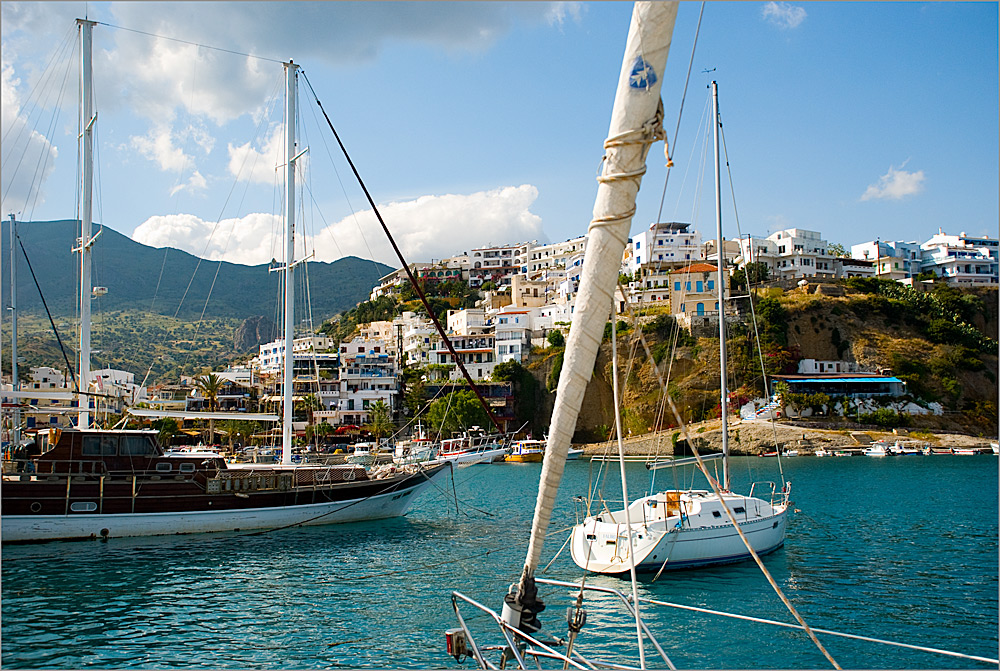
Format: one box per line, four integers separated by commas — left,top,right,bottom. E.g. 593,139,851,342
712,510,721,518
733,506,746,514
82,435,117,456
155,462,172,473
178,463,195,473
120,436,156,456
70,502,98,512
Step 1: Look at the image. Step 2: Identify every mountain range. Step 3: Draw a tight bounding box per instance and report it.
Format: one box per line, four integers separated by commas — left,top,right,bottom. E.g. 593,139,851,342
1,219,392,321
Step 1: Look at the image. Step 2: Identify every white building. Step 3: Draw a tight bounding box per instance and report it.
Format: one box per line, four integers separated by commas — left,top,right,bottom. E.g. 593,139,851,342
468,241,535,288
525,236,587,274
319,337,398,426
629,222,702,273
850,240,922,281
736,228,835,280
493,309,532,364
919,230,998,285
257,335,337,374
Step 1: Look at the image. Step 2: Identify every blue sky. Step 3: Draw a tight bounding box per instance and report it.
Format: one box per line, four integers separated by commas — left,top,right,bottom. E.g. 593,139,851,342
2,2,997,268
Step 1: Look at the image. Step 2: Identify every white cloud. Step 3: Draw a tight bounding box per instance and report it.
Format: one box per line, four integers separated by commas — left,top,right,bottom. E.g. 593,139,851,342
762,2,806,30
169,171,207,197
0,60,58,216
130,184,545,267
227,123,288,185
861,164,925,201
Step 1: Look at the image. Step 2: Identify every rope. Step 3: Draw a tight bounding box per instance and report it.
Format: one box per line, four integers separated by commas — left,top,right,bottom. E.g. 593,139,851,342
638,596,998,666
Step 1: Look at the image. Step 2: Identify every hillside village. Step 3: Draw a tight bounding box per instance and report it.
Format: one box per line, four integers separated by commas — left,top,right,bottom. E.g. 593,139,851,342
7,224,998,444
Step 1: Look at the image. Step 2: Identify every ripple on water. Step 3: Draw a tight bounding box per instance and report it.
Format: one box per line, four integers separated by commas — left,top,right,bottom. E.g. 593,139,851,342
2,457,997,669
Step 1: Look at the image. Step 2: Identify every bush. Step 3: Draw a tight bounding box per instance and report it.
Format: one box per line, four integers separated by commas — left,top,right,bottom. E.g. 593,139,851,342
547,330,565,348
858,408,910,427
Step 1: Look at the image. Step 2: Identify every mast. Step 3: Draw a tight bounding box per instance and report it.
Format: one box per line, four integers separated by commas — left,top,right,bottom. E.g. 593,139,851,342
505,0,678,632
281,61,299,466
712,81,730,491
9,214,20,448
76,18,96,429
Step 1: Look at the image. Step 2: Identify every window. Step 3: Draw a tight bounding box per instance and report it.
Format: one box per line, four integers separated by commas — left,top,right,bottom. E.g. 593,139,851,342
178,463,196,473
707,280,714,290
712,510,722,518
155,462,172,473
733,506,746,514
696,281,703,292
70,502,98,512
121,436,155,456
685,282,691,291
82,435,117,456
674,281,681,291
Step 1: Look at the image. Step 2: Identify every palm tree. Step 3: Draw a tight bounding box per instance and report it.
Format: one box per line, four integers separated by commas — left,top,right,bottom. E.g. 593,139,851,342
365,399,394,445
193,372,224,445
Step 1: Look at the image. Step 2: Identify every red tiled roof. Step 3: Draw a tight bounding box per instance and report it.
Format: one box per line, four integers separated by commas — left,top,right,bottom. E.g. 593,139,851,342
673,263,718,274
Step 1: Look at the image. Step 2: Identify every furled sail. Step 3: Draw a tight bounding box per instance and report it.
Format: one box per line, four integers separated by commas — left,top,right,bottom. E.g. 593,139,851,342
509,0,679,619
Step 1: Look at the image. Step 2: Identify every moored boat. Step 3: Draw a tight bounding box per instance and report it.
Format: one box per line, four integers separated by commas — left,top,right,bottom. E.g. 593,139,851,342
505,439,545,463
2,427,449,543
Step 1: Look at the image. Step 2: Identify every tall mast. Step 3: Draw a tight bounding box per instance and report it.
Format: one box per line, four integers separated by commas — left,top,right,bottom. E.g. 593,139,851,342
506,0,678,633
281,61,299,466
9,214,20,448
712,81,730,491
76,18,96,429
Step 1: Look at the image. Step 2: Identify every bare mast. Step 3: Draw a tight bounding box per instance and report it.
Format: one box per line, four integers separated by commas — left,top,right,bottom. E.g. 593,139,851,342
712,81,730,491
76,18,96,429
281,61,300,466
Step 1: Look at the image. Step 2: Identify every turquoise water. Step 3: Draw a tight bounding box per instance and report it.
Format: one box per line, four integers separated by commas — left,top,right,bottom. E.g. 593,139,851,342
2,456,997,669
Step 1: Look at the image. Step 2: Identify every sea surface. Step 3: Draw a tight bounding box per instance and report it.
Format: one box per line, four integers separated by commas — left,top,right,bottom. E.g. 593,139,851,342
2,455,997,669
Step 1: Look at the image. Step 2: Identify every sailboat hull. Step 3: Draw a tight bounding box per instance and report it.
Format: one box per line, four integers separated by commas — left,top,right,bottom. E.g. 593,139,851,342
571,490,788,574
3,464,451,543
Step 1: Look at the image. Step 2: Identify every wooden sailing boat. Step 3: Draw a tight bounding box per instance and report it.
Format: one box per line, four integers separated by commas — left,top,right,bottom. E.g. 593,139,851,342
1,21,451,544
569,81,789,575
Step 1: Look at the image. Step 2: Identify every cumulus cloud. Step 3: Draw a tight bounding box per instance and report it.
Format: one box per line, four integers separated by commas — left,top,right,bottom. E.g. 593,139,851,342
0,60,58,216
131,184,545,267
227,123,289,185
762,2,806,29
861,163,925,201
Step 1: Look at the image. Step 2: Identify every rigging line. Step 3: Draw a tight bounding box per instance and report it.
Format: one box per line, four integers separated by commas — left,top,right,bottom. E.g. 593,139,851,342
302,96,382,280
23,62,73,223
173,72,284,320
719,122,785,470
0,24,77,150
656,0,706,223
16,235,79,391
3,40,76,214
95,22,285,64
299,71,503,434
659,380,841,669
638,596,998,666
538,530,572,574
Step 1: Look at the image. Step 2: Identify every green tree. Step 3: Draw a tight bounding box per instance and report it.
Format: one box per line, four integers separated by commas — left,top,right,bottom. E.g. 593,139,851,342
365,399,395,442
426,391,490,436
827,242,847,257
730,262,771,292
546,330,565,348
193,372,224,444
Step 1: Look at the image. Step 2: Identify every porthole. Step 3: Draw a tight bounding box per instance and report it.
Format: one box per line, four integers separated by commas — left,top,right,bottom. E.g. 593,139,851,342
712,510,721,518
155,462,172,473
70,502,98,512
178,463,195,473
29,502,42,513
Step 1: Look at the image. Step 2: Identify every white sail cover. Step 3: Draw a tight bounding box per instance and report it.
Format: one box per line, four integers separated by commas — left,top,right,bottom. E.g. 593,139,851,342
522,1,678,575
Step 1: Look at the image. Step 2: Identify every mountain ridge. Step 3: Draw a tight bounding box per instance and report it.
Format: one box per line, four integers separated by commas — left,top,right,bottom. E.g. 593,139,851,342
1,219,392,321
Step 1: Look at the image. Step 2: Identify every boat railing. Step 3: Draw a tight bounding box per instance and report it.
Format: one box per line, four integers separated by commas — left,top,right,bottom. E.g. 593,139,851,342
3,458,109,476
449,577,673,669
748,481,783,508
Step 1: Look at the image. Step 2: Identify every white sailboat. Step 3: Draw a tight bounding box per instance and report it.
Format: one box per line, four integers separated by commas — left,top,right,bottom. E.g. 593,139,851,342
446,5,839,668
568,80,789,576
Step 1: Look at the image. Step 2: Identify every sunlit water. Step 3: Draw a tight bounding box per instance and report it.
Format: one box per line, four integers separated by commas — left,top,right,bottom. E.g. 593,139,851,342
2,456,997,669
